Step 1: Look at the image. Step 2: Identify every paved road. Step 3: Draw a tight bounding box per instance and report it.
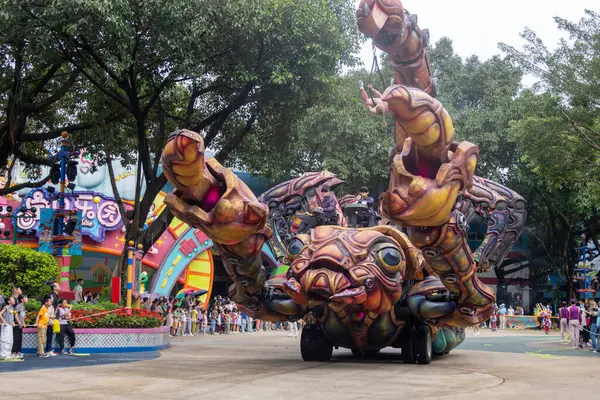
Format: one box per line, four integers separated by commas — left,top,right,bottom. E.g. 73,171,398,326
0,329,596,399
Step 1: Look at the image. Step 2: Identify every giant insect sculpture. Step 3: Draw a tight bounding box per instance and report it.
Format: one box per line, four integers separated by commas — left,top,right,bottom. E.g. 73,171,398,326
160,0,526,363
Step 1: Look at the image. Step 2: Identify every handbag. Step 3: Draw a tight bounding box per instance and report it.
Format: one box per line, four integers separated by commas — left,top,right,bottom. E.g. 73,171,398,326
52,319,60,333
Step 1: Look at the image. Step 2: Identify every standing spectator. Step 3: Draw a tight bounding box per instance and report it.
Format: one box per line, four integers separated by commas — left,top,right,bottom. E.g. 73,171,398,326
558,301,569,341
49,283,60,309
56,299,76,355
591,304,599,353
223,310,231,334
166,305,174,337
247,315,254,332
11,294,27,358
209,307,218,334
241,312,247,333
185,307,192,336
201,309,208,334
288,321,298,338
191,306,199,336
568,299,582,349
73,279,84,303
45,283,60,355
231,308,238,333
36,297,52,358
506,305,514,329
0,296,15,360
498,304,507,329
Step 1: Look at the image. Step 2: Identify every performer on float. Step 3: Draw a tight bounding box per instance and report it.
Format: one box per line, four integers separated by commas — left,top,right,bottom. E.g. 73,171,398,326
320,185,339,225
356,186,377,227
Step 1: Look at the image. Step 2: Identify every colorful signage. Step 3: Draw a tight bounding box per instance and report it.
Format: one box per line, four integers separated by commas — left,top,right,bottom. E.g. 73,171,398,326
15,189,123,242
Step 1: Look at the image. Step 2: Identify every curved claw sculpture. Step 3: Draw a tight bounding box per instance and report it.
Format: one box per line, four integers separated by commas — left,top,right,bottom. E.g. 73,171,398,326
160,0,526,364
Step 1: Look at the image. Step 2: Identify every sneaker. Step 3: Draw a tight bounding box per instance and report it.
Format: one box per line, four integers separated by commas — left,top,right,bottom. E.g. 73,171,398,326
61,350,68,355
37,353,48,358
594,350,600,353
49,352,58,357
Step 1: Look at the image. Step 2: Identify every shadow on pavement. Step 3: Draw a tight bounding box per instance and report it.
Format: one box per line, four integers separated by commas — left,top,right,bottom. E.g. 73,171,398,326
0,351,161,373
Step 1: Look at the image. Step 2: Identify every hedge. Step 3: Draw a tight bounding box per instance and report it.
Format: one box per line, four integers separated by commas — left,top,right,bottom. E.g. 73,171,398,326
0,245,58,299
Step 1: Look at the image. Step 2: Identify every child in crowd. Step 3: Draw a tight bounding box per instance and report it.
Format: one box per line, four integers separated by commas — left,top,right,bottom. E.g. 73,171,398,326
223,310,231,334
57,299,76,355
236,310,242,333
0,296,16,360
36,297,53,357
231,308,238,333
172,306,180,336
202,309,208,334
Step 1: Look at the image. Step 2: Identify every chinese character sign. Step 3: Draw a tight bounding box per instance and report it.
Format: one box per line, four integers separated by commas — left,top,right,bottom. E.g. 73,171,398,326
15,189,124,242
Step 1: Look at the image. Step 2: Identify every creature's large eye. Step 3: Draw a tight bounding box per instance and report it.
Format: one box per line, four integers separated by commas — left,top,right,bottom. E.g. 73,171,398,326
288,238,305,257
377,247,402,276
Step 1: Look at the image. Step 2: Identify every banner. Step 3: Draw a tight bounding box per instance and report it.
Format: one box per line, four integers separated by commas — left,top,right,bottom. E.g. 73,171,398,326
38,208,54,254
67,211,83,256
506,315,541,329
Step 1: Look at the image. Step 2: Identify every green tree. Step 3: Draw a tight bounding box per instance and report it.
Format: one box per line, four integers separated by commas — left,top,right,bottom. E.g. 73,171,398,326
0,244,58,299
499,10,600,298
233,69,393,194
9,0,359,289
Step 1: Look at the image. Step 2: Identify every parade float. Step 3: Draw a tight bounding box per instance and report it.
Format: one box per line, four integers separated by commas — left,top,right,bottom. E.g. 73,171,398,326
158,0,529,364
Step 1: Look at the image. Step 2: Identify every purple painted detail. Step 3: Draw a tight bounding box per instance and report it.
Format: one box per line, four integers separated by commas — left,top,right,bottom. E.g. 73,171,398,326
15,188,123,242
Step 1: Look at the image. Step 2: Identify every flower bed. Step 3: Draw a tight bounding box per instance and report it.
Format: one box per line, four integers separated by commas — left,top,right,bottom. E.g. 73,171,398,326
21,307,169,353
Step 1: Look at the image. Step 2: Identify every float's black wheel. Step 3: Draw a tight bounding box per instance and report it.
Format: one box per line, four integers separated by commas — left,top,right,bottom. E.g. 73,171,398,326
301,324,332,362
415,325,432,365
401,326,417,364
301,324,317,361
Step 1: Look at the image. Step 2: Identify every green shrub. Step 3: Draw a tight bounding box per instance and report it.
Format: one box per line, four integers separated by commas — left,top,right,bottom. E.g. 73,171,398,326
24,308,164,329
72,301,119,311
25,298,42,312
0,245,58,299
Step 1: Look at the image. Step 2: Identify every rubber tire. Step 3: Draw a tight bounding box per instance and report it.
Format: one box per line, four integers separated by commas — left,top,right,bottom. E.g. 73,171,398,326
301,324,333,362
313,327,333,361
401,327,417,364
301,324,317,361
415,325,432,365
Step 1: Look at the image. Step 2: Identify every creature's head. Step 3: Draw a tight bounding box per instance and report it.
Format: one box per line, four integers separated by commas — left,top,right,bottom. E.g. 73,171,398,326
283,226,422,332
356,0,406,50
140,271,148,283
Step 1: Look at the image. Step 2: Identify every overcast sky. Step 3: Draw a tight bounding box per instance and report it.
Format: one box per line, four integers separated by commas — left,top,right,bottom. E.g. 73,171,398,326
355,0,598,78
